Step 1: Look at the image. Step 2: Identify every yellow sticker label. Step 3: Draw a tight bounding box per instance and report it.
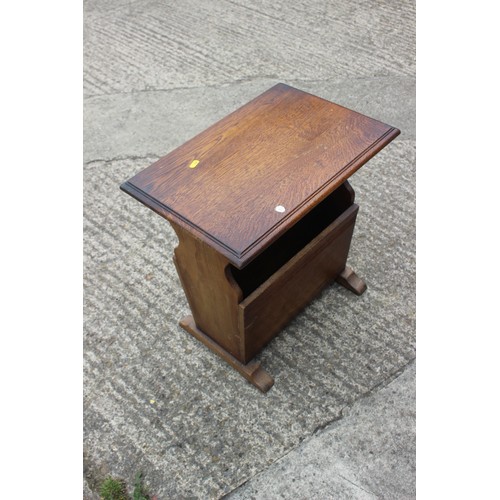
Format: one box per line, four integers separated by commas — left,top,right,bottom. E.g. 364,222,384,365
188,159,200,169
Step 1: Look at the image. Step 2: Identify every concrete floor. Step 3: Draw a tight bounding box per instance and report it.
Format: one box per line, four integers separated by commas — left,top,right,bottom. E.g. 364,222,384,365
84,0,415,498
227,362,415,500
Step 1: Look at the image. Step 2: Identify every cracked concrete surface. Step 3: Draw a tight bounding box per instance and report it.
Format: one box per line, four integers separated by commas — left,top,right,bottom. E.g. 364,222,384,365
226,361,415,500
84,0,415,498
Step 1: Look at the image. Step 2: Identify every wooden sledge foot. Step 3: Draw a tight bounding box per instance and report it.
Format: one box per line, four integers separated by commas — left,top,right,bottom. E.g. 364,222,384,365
179,315,274,393
336,266,367,295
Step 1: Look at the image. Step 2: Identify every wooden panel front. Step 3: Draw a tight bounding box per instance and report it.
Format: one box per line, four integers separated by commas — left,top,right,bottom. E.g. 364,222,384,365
239,204,359,363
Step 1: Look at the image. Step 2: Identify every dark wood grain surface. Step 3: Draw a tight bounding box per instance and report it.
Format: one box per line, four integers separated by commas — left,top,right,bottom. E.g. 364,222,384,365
121,83,400,268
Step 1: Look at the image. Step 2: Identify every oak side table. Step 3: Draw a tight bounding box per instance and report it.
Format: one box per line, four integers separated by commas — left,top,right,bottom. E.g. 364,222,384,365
121,83,400,392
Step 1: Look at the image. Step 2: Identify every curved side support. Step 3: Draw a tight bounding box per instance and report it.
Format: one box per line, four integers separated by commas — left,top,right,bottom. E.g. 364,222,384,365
224,264,244,303
343,180,355,204
170,221,245,360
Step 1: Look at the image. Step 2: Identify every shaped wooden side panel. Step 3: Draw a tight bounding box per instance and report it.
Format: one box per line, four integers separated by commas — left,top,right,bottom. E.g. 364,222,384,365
171,222,245,361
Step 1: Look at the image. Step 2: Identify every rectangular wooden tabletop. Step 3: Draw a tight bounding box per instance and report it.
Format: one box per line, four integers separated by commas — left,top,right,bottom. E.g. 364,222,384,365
121,83,400,268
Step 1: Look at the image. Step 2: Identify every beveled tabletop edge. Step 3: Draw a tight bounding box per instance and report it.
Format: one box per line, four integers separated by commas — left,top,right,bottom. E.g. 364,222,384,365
120,125,400,269
120,179,244,259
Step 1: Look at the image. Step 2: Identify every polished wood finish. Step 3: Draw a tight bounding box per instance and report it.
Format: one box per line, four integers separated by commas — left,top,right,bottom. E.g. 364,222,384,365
120,83,400,391
121,83,400,268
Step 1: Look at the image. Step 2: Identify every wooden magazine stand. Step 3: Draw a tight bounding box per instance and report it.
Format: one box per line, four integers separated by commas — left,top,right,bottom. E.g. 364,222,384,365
121,83,400,392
